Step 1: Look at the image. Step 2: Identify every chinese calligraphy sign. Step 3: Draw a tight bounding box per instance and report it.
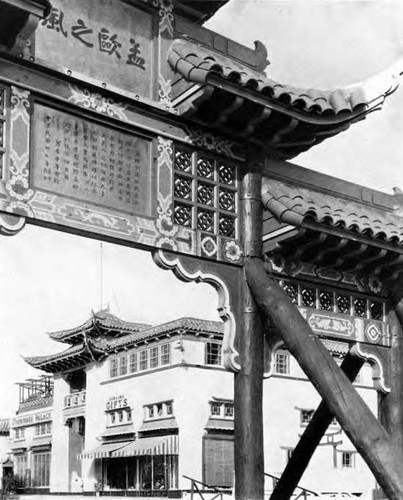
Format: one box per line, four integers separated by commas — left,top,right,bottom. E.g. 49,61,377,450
35,0,152,98
32,105,152,217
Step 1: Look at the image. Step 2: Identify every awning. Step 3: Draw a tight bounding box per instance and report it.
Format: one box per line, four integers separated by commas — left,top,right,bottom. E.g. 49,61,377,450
139,418,179,433
78,441,129,460
112,435,179,457
205,418,234,431
101,424,135,438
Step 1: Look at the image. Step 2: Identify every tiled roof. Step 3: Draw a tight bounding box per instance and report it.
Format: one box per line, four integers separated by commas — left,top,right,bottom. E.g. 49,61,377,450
0,419,9,434
24,340,106,372
49,310,150,344
262,178,403,245
24,343,87,366
25,317,223,372
169,40,400,120
107,317,224,351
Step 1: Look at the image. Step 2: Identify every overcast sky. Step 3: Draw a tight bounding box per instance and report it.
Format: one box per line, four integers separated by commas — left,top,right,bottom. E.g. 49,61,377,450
1,1,402,417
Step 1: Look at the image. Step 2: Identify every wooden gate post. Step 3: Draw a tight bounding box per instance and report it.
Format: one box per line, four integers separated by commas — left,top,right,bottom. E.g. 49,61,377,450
378,308,403,447
234,153,264,500
245,258,403,500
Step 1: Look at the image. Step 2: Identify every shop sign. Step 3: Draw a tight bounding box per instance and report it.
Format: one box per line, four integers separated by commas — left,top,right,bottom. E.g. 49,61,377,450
12,410,52,428
106,395,128,410
34,0,154,99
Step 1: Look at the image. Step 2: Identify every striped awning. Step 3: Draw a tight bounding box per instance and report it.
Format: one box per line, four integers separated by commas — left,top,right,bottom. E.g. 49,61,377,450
139,418,179,433
78,441,129,460
111,435,178,457
205,418,234,431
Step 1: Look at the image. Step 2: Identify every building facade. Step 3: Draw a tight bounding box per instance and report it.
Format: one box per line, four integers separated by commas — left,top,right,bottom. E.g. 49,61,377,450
9,308,380,497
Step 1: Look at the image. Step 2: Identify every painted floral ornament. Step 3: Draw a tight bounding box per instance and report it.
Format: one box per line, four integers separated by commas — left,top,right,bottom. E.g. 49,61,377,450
223,240,242,262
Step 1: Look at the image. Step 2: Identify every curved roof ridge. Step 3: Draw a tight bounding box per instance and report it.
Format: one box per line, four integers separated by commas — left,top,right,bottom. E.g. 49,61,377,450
48,310,151,344
262,177,403,245
169,39,401,120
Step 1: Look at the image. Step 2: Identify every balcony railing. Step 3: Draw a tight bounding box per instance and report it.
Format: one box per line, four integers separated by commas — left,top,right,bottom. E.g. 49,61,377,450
64,391,86,408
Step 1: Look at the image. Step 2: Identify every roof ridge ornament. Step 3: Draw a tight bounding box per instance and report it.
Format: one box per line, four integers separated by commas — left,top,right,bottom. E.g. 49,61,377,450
393,187,403,216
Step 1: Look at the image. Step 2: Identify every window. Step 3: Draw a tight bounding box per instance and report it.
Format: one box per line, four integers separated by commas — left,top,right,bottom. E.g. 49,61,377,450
109,344,172,378
145,401,174,420
140,350,148,371
161,344,171,365
110,358,118,378
15,454,27,486
35,423,52,436
15,428,25,440
33,452,51,487
205,342,222,366
210,401,234,419
224,404,234,418
275,352,290,375
119,356,128,377
108,408,132,426
203,436,234,487
129,353,137,373
150,347,159,369
211,403,221,416
300,409,314,425
342,452,355,468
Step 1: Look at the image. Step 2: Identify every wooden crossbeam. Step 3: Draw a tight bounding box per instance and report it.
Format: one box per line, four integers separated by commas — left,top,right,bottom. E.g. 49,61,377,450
245,258,403,500
270,352,364,500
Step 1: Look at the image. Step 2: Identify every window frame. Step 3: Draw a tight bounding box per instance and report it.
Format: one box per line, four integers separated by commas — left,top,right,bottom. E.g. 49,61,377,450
274,351,290,375
205,342,222,366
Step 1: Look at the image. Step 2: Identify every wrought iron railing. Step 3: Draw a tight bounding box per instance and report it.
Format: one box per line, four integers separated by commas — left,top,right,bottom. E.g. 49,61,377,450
183,475,232,500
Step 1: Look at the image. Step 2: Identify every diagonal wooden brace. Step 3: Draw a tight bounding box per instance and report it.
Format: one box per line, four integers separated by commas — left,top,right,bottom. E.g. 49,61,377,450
270,352,364,500
245,258,403,500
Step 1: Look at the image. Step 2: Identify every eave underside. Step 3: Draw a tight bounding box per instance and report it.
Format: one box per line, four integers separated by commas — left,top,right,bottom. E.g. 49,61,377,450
264,227,403,289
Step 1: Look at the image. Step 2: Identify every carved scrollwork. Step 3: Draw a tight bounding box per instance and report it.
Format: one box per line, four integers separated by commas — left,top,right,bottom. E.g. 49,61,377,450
153,249,241,372
0,212,26,236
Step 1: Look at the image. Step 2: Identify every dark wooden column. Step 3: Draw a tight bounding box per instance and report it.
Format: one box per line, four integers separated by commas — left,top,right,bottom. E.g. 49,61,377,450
270,353,364,500
234,152,264,500
378,308,403,448
245,258,403,500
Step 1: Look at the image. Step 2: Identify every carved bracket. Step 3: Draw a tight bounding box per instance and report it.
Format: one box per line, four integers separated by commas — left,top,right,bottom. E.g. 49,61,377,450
153,249,241,371
0,211,26,236
350,342,391,393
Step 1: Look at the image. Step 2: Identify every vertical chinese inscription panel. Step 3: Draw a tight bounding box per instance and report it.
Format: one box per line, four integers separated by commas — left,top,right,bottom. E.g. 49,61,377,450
32,104,152,217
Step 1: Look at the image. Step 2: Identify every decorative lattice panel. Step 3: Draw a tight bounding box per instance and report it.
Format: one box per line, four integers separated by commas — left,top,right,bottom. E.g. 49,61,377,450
173,145,239,239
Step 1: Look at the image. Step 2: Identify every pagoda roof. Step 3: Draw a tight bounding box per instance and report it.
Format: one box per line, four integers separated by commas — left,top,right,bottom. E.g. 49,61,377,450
24,340,107,373
262,161,403,286
48,310,150,345
168,40,401,157
25,317,224,373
